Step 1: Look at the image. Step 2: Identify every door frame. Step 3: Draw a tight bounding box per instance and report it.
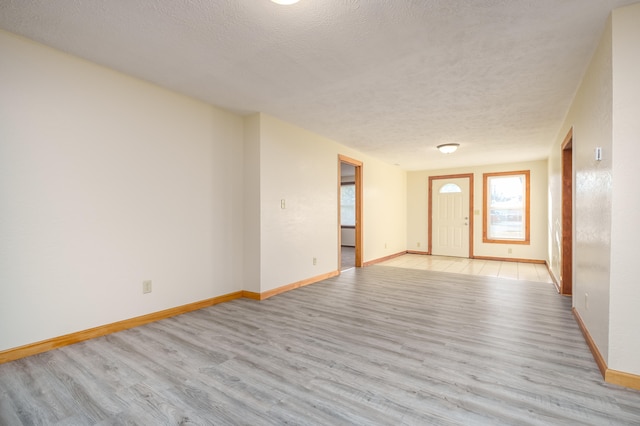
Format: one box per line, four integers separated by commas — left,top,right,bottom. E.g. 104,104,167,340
561,129,573,295
338,155,363,269
428,173,474,257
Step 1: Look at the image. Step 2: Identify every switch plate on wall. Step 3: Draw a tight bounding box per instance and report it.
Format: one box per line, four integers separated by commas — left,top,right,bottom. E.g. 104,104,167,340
143,280,152,294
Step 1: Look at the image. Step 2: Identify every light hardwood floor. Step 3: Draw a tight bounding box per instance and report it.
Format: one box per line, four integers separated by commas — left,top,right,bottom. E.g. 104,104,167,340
1,265,639,425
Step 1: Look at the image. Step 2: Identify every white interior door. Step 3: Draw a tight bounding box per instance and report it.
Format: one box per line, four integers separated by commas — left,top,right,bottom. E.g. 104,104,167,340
432,177,470,257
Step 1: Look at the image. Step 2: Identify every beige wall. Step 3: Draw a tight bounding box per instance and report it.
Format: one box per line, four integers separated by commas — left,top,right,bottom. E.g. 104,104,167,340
0,30,408,352
256,114,407,292
0,31,245,351
4,3,638,379
0,30,411,352
548,15,613,363
407,160,548,261
609,3,640,376
548,2,640,377
243,114,261,293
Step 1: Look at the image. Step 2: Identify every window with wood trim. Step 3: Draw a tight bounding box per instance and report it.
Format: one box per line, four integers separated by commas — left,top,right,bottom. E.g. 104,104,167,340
340,183,356,227
483,170,530,244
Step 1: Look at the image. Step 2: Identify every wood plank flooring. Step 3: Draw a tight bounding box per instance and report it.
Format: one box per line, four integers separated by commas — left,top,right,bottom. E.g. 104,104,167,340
1,266,639,425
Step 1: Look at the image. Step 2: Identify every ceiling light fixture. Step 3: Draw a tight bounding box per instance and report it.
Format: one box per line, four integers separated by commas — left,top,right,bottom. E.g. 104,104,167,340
437,143,460,154
270,0,300,4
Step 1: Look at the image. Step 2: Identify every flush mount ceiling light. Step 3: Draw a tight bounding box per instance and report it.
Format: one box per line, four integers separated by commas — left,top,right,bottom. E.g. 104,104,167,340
437,143,460,154
270,0,300,4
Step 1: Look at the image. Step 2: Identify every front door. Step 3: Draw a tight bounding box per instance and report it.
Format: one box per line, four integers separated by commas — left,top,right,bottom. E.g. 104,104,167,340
431,177,471,257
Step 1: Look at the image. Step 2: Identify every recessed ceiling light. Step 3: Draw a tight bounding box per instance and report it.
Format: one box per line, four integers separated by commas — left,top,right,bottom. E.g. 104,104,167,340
271,0,300,4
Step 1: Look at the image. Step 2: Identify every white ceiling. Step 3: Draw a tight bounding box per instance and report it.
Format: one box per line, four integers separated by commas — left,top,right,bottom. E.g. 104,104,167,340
1,0,636,170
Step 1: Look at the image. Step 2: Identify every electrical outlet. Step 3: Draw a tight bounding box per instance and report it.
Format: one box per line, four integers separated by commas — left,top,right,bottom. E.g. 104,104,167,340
384,243,387,249
417,242,420,247
508,248,513,254
143,280,152,294
313,257,317,266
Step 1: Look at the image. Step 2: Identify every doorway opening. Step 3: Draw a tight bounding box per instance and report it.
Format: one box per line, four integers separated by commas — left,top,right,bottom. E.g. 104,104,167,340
428,174,474,258
339,155,363,271
561,129,573,295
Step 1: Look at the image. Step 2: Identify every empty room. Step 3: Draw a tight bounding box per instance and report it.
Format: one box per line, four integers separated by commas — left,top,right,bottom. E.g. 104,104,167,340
1,0,640,424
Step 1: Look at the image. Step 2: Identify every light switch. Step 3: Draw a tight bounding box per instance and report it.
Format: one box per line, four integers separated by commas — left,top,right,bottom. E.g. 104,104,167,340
281,199,286,209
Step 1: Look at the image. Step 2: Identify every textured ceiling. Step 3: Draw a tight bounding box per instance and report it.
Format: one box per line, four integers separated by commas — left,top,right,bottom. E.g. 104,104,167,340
1,0,636,170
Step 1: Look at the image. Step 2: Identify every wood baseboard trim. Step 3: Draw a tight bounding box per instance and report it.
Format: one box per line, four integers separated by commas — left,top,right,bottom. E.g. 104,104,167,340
242,290,261,300
572,308,607,377
246,270,340,301
363,251,407,267
606,369,640,391
0,270,343,364
0,291,244,365
546,261,562,294
472,255,545,264
573,308,640,390
406,250,429,255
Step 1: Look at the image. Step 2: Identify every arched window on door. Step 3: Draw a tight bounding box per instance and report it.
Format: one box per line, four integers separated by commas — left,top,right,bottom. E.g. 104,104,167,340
439,183,462,193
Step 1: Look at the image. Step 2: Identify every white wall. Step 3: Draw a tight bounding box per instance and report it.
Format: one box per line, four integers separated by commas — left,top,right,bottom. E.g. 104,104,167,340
341,228,356,247
0,31,408,352
0,31,245,351
257,114,406,292
363,159,407,261
548,3,640,377
548,15,613,364
407,160,548,261
609,3,640,376
243,114,261,293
